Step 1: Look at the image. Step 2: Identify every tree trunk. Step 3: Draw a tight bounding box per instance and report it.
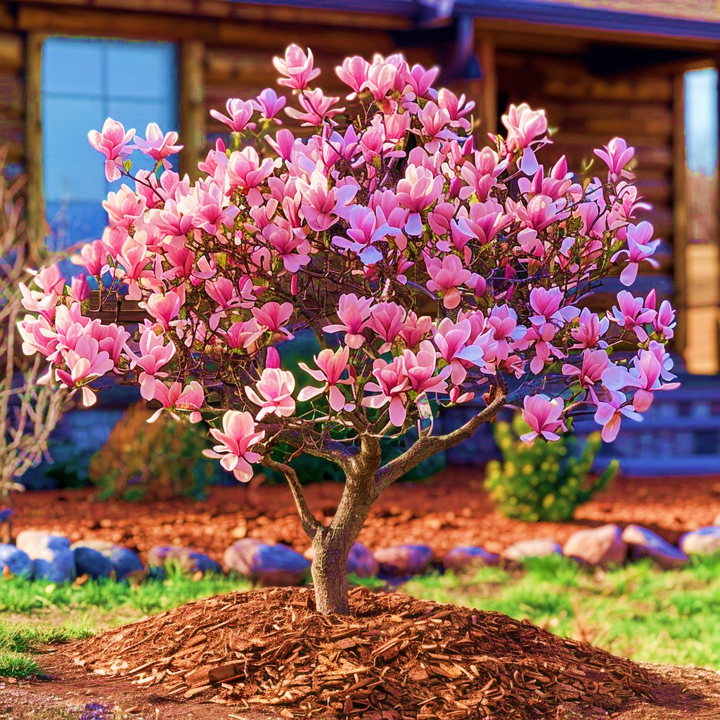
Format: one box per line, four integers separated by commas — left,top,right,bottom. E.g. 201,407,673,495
311,532,352,614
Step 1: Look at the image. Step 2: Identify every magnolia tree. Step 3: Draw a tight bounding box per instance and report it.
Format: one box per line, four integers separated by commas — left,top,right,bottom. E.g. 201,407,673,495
18,46,679,613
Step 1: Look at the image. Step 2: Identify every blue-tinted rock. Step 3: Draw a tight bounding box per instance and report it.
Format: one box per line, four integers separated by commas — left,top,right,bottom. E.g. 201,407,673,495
502,538,562,563
73,547,113,579
563,525,627,568
622,524,688,569
679,526,720,556
347,543,379,578
373,545,433,577
16,530,75,583
0,544,33,578
148,546,222,575
224,539,310,586
70,541,143,580
444,546,499,573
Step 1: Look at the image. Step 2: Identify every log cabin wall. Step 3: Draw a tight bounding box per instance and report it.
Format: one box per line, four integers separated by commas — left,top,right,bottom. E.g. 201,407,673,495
493,46,677,326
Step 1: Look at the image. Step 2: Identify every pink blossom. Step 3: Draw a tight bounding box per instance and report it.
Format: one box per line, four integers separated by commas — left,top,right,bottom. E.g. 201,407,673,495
332,205,390,265
323,293,374,349
403,340,450,395
56,335,114,407
285,88,344,126
362,355,410,427
529,287,579,325
609,290,656,342
252,301,294,334
571,308,609,349
425,254,472,310
520,394,566,443
365,60,398,101
72,240,108,276
369,302,405,352
273,45,321,91
562,349,609,389
253,89,286,122
143,290,182,331
396,165,444,235
133,123,183,169
297,170,357,232
149,380,204,423
245,367,296,421
335,56,370,96
261,222,311,273
203,410,265,482
298,346,355,412
400,312,433,349
128,328,176,401
102,185,146,229
87,118,135,182
459,147,507,202
226,147,275,205
612,220,661,286
594,390,642,442
34,265,66,296
594,137,635,182
69,274,90,303
502,103,547,173
210,98,256,133
406,63,439,98
433,318,485,385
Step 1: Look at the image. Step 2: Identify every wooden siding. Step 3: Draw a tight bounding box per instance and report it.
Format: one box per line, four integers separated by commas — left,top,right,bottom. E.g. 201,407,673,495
542,0,720,23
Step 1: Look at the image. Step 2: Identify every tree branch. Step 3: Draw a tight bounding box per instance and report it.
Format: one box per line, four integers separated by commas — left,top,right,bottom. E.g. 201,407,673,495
374,392,507,495
262,457,322,540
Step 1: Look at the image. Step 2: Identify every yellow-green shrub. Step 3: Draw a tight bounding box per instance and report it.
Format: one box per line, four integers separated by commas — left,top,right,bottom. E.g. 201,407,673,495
89,402,218,501
484,414,618,522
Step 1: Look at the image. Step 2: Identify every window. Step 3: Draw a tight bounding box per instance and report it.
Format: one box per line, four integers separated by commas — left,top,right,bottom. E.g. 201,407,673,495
42,37,177,253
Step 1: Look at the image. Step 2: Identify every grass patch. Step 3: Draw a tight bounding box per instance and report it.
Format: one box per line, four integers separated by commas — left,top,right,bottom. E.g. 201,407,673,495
0,651,40,678
403,552,720,670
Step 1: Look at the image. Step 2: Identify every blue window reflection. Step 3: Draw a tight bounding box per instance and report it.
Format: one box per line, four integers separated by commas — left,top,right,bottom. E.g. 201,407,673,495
685,67,718,176
42,37,177,255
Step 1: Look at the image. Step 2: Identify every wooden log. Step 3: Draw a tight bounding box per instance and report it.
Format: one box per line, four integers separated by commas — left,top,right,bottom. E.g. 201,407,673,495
24,32,45,263
476,34,497,136
179,40,205,183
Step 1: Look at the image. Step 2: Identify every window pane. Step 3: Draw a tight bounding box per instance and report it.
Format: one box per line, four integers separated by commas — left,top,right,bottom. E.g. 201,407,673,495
107,42,176,100
685,68,718,176
43,96,105,203
42,38,102,97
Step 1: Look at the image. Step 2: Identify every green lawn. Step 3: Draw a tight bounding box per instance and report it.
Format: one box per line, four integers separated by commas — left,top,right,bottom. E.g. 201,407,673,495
1,554,719,680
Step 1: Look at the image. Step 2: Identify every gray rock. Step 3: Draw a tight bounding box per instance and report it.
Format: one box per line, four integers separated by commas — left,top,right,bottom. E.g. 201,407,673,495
16,531,75,583
444,546,499,573
621,524,688,569
70,541,143,580
73,547,113,579
0,544,33,578
148,546,222,575
563,525,627,568
304,542,379,578
679,527,720,556
224,539,310,586
373,545,433,577
503,538,562,562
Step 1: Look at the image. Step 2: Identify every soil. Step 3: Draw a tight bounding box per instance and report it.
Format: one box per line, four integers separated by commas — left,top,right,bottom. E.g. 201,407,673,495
9,469,720,564
1,588,719,720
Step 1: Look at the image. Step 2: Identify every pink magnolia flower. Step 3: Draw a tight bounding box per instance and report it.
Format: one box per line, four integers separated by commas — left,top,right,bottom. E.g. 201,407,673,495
298,346,355,412
361,356,410,427
562,349,609,389
594,390,642,442
403,340,450,395
143,290,182,331
56,335,114,407
273,44,321,91
594,137,635,182
612,221,661,286
529,287,579,325
87,118,135,182
210,98,256,133
253,89,286,122
323,293,374,349
400,311,433,348
69,274,90,303
225,319,263,351
203,410,265,482
459,147,507,202
261,222,311,273
245,367,296,421
520,394,566,443
102,185,146,229
571,308,609,349
297,170,358,231
369,302,405,352
133,123,183,169
149,380,204,423
72,240,108,276
425,254,472,310
128,328,176,401
226,147,275,205
433,318,485,385
502,103,547,173
34,265,66,296
608,290,656,342
335,55,370,96
332,205,390,265
252,301,294,335
396,165,444,235
407,63,439,98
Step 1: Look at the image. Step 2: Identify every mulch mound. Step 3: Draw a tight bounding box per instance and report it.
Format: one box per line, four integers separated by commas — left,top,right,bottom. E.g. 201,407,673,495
67,587,654,719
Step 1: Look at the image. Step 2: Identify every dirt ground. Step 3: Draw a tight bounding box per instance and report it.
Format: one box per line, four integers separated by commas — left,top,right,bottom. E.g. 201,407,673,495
1,655,719,719
9,468,720,563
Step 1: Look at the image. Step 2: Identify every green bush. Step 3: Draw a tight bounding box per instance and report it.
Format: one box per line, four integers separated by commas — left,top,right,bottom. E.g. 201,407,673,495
89,402,221,501
484,414,617,522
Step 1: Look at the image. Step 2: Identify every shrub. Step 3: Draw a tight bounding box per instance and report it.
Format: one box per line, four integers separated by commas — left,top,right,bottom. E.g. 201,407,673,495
485,415,618,522
89,402,219,501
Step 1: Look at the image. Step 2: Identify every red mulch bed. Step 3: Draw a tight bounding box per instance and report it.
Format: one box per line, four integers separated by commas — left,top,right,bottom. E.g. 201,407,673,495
10,469,720,564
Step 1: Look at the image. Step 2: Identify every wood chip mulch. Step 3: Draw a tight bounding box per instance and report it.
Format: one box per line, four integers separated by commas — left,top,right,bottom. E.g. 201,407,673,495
67,587,655,719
